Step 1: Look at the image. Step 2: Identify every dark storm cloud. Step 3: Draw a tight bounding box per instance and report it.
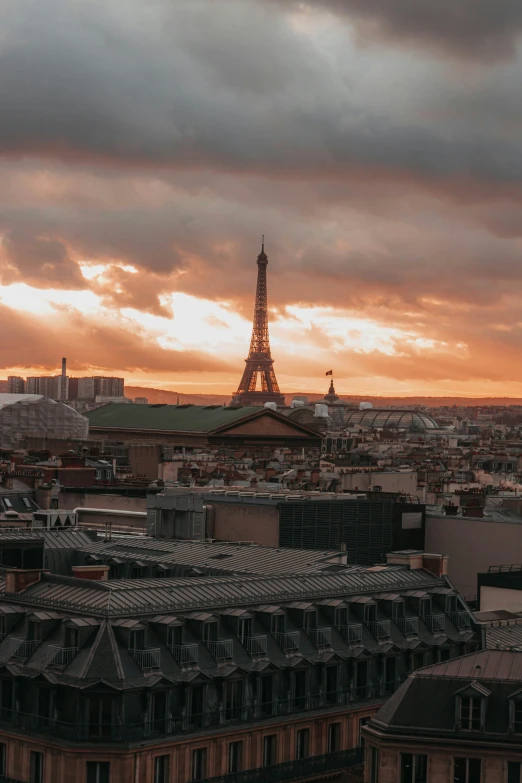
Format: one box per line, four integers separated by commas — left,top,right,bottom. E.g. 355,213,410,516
294,0,522,61
2,0,522,187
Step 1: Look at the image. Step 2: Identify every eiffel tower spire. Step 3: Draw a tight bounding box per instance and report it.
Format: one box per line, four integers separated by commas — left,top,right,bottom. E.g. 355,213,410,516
232,239,285,406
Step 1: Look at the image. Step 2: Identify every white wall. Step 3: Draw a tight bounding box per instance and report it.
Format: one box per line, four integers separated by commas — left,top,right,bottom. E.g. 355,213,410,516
480,586,522,612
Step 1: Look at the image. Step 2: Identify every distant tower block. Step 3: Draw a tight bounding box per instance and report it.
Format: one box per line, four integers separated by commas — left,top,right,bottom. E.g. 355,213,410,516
232,240,285,406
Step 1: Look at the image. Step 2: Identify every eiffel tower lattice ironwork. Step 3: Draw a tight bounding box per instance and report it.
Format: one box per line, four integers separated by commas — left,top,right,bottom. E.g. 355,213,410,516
232,240,285,406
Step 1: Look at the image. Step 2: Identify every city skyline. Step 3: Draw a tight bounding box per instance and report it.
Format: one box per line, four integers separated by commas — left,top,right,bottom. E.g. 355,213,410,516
3,1,522,397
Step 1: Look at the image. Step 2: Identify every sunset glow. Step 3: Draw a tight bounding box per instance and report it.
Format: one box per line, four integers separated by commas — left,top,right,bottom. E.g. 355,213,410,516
2,0,522,399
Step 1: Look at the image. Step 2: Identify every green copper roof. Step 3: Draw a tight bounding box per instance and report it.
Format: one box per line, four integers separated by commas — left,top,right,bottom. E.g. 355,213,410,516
86,403,266,433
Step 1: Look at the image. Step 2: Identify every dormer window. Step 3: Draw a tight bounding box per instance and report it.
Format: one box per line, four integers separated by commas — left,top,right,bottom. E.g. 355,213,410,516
129,629,145,652
456,682,490,732
271,614,285,635
303,611,317,631
28,621,41,643
364,605,376,624
514,701,522,733
65,627,79,650
460,696,481,730
335,608,348,628
419,599,431,617
392,602,405,621
202,622,218,644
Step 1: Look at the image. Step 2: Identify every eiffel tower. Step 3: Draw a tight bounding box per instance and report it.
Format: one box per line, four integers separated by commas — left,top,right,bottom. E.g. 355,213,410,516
232,240,285,406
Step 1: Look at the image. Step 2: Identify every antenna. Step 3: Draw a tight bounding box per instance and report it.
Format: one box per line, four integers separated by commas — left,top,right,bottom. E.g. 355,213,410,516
261,234,265,252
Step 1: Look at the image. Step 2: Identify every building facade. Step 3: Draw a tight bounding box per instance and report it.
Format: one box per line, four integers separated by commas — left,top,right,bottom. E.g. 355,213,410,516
363,649,522,783
0,561,478,783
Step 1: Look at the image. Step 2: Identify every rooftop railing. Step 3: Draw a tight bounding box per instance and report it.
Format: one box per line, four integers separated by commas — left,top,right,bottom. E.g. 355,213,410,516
339,624,363,644
423,614,446,634
307,627,331,649
448,611,471,630
368,620,391,640
49,646,78,666
129,648,160,670
11,639,39,659
241,635,267,657
396,617,418,637
206,640,233,661
274,631,300,652
169,643,199,665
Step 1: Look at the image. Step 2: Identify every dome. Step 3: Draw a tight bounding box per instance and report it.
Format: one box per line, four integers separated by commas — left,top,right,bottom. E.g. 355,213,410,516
343,408,438,431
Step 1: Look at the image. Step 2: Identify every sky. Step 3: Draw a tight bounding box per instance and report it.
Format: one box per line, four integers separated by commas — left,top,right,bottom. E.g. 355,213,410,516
2,1,522,398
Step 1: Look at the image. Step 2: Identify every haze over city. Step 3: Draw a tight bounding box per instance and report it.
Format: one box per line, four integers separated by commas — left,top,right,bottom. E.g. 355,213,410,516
2,0,522,398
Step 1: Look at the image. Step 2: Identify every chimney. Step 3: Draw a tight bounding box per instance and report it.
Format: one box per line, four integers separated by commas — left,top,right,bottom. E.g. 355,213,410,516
60,357,67,402
72,565,110,581
4,569,48,594
422,553,449,577
386,550,424,570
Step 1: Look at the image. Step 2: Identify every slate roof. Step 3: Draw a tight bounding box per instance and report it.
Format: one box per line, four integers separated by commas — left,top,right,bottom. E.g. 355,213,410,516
369,651,522,743
0,567,457,617
86,403,315,434
78,538,349,576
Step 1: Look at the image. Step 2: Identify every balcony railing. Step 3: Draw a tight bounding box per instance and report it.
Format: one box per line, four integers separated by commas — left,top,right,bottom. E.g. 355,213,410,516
129,648,160,669
169,643,199,665
423,614,446,633
197,747,364,783
49,646,78,666
241,635,267,657
206,640,233,661
11,639,39,659
339,624,363,644
274,631,300,651
307,627,331,648
368,620,391,640
0,683,394,743
449,611,471,630
396,617,418,637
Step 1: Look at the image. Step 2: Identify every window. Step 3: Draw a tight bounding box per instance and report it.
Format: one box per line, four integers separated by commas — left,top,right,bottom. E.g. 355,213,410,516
460,696,481,730
38,688,53,725
167,625,182,649
358,718,369,748
86,762,110,783
326,665,338,703
513,701,522,733
412,652,425,671
370,746,379,783
88,695,114,738
192,749,207,781
439,648,451,662
202,622,217,644
224,680,243,721
28,622,41,643
228,742,243,773
263,735,277,767
130,567,143,579
0,680,13,718
271,614,285,635
364,605,377,624
0,743,5,775
401,753,427,783
129,629,145,652
151,691,167,733
30,751,44,783
153,756,169,783
238,617,252,641
508,762,522,783
303,611,317,631
392,602,405,621
260,675,273,716
294,670,307,709
190,686,205,728
335,608,348,628
419,599,431,617
453,758,481,783
328,723,341,753
296,728,310,760
65,627,79,650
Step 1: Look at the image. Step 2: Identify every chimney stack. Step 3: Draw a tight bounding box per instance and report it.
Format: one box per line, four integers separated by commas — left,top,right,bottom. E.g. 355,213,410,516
4,569,48,594
72,565,110,581
60,357,67,401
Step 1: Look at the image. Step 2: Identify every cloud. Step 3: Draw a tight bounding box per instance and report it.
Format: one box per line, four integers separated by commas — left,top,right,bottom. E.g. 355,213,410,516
291,1,522,61
0,303,233,374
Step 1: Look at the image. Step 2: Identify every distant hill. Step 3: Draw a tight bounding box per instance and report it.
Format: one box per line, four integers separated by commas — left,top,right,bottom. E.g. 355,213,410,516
125,386,522,408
